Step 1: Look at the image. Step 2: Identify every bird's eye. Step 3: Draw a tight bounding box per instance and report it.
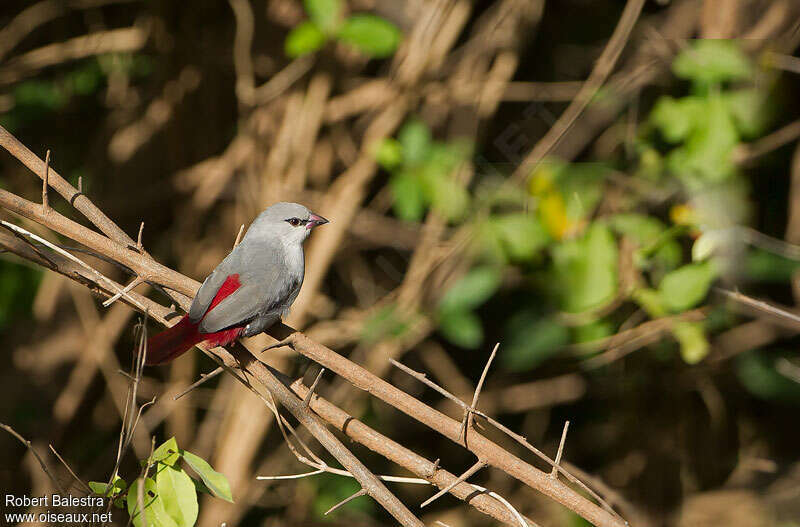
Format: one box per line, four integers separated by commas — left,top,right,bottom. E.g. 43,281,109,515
287,218,301,227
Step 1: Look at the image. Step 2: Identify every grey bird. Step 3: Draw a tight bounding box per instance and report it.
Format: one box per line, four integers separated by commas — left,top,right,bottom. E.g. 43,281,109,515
146,202,328,365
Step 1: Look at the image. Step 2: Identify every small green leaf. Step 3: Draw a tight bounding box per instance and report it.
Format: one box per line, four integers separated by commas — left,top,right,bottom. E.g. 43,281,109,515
658,261,716,312
285,21,327,57
744,249,800,283
398,120,431,165
650,96,704,143
609,213,665,243
157,464,199,527
572,320,614,344
89,478,126,497
424,167,470,221
361,304,410,344
672,40,752,85
438,266,501,314
375,138,403,169
672,321,709,364
501,312,569,371
665,95,739,187
390,171,426,222
152,437,180,467
304,0,341,33
438,309,483,349
337,14,401,58
180,450,233,503
551,224,618,313
127,477,178,527
737,350,800,403
724,89,773,139
490,213,550,262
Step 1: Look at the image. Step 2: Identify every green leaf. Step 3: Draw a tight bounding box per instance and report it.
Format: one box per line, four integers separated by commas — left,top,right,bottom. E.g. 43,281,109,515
398,120,431,165
672,40,752,86
285,21,327,57
744,249,800,282
650,96,704,143
658,261,716,313
572,320,614,344
438,309,483,349
180,450,233,503
361,304,410,344
375,138,403,169
724,89,773,139
609,213,665,243
304,0,341,33
501,312,569,371
337,14,401,58
423,166,470,221
127,477,178,527
672,321,709,364
666,95,739,187
390,171,426,222
551,224,618,313
152,437,180,467
490,213,550,262
737,350,800,403
156,464,199,527
438,266,501,314
89,477,126,497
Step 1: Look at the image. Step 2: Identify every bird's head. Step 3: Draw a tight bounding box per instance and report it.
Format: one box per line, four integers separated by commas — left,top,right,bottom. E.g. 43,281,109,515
248,202,329,246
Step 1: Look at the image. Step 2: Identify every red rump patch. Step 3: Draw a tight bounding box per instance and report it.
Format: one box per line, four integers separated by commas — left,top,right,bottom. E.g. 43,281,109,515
207,274,241,312
145,273,244,365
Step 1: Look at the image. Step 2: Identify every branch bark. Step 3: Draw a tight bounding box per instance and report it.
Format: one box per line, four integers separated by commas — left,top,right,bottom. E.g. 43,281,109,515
0,127,625,527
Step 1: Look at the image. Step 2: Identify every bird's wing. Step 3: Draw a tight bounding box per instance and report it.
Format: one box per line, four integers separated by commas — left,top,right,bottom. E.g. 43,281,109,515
187,248,243,323
196,240,301,334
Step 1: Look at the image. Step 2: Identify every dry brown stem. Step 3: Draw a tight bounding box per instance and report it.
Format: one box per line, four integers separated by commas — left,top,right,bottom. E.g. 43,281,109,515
0,127,624,527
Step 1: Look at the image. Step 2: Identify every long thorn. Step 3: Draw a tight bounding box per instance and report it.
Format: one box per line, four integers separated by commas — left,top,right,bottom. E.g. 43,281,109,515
302,368,325,408
42,150,50,211
550,421,570,479
325,489,367,515
461,343,499,446
136,222,144,252
233,224,245,248
420,460,486,508
174,367,224,401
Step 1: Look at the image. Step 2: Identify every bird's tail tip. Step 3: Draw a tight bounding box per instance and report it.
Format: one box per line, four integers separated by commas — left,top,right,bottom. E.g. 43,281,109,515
144,316,200,366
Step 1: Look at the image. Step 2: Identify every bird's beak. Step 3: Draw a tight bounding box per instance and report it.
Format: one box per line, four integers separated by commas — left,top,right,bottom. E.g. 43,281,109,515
308,213,329,228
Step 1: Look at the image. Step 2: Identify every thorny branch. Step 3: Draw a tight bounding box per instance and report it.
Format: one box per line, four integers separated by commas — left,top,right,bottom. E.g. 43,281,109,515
0,128,625,526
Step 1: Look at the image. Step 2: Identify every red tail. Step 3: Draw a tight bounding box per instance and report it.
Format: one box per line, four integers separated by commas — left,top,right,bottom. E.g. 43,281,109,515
145,274,244,365
145,315,203,365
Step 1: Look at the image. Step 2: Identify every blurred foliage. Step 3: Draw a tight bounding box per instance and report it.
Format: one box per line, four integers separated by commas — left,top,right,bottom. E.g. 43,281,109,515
369,39,794,379
286,0,401,58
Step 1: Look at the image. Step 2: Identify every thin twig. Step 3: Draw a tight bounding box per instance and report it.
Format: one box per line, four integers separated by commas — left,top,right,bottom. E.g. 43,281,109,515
136,222,144,252
460,343,498,446
303,368,325,408
390,358,620,518
173,367,224,401
325,489,367,515
102,277,143,308
42,149,50,211
0,423,65,494
420,460,487,508
49,444,92,493
550,421,570,479
233,224,244,248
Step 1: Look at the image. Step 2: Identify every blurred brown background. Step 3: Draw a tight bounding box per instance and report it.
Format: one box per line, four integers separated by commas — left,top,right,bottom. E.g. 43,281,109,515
2,0,800,526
